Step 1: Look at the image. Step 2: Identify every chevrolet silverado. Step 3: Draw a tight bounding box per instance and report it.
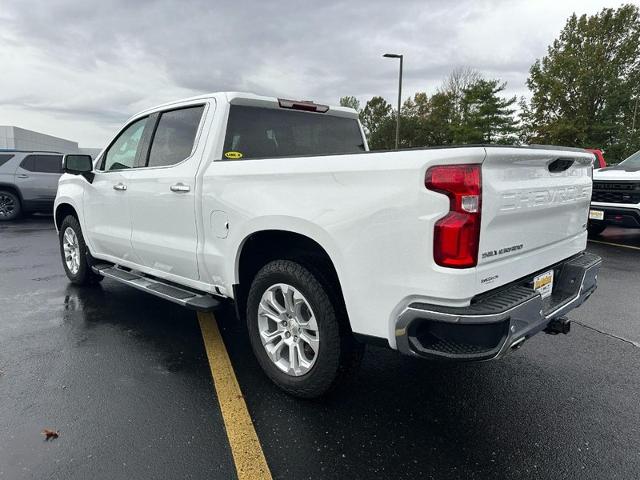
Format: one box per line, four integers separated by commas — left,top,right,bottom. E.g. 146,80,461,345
54,92,602,397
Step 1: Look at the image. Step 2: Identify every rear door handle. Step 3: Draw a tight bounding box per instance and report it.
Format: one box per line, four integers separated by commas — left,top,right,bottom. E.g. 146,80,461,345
17,174,28,179
170,183,190,193
113,183,127,191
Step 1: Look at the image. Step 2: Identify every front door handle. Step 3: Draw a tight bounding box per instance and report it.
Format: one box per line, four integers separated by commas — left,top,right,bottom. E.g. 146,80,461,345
113,183,127,191
17,174,29,179
170,183,190,193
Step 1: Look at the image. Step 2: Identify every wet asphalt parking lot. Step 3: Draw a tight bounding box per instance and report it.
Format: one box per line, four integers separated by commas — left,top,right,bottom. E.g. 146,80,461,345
1,216,639,480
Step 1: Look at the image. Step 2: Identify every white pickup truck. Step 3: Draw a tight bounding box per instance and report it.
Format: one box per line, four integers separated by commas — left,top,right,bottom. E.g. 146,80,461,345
55,92,601,398
588,149,640,235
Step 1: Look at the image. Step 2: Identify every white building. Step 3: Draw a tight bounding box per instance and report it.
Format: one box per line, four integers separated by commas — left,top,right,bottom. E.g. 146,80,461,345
0,126,100,157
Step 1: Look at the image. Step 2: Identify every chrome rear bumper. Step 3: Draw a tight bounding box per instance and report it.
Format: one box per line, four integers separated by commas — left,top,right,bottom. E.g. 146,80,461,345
395,252,602,361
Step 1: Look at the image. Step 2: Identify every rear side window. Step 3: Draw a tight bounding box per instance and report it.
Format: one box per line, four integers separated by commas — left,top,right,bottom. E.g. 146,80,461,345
147,105,204,168
223,105,365,160
0,154,14,167
20,155,63,173
103,117,148,171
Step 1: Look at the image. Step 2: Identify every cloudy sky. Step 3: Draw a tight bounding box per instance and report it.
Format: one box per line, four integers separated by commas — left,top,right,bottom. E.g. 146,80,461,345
0,0,633,147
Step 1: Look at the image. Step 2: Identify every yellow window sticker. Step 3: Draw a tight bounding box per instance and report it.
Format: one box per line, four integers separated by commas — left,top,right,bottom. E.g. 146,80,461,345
224,151,243,159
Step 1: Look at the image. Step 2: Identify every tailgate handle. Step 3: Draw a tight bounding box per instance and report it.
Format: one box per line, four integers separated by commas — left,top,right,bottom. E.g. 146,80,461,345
548,158,574,173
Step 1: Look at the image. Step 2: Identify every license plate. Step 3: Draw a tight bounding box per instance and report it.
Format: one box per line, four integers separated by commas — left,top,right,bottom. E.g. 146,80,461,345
589,209,604,220
533,270,554,299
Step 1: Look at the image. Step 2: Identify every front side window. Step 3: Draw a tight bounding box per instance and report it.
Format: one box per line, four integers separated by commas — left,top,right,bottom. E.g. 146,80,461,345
103,117,148,171
147,105,204,168
20,155,63,173
223,106,366,160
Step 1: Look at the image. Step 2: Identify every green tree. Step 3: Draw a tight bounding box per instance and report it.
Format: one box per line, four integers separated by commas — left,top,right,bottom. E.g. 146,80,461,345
440,67,482,127
422,91,457,145
347,68,520,150
524,4,640,160
339,96,361,111
456,79,518,144
360,96,395,149
404,69,518,146
401,91,456,146
400,93,430,147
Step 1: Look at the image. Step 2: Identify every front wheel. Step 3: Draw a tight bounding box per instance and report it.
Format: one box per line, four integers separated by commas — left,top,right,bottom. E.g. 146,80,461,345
58,215,103,285
246,259,361,398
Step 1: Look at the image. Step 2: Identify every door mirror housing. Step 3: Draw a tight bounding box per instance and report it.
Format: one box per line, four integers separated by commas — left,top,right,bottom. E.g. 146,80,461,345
63,154,93,174
63,154,94,182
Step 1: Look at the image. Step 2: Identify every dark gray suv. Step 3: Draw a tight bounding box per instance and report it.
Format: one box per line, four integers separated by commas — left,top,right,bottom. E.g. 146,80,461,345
0,151,65,221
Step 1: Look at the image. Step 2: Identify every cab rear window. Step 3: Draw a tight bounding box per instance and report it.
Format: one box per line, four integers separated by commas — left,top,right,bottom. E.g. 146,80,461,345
223,106,365,160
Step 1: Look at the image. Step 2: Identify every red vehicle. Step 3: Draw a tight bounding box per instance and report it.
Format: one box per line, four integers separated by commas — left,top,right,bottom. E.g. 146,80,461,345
586,148,607,169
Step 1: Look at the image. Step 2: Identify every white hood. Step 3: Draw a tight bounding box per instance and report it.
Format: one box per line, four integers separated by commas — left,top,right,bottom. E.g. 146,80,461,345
594,167,640,181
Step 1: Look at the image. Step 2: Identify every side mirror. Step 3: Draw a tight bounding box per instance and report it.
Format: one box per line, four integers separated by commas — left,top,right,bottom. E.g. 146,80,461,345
63,154,93,174
62,154,94,183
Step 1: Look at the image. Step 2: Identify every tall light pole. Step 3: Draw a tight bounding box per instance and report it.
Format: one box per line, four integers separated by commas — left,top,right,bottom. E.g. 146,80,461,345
632,95,639,134
383,53,403,149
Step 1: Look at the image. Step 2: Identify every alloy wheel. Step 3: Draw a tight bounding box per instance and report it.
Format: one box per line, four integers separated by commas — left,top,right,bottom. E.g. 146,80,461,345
257,283,320,376
62,227,81,275
0,193,15,218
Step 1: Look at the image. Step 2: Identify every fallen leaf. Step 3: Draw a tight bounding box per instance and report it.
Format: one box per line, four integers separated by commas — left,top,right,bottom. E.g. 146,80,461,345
42,429,59,440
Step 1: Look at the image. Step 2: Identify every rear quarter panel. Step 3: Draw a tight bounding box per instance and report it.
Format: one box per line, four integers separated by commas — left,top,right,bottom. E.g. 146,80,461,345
199,148,487,345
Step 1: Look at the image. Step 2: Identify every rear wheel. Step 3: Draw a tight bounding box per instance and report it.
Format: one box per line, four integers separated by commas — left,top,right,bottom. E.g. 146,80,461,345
246,259,361,398
587,222,607,237
59,215,103,285
0,190,21,221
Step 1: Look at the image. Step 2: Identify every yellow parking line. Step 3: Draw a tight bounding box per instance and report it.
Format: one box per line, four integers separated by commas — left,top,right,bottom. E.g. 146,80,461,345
198,312,272,480
588,239,640,251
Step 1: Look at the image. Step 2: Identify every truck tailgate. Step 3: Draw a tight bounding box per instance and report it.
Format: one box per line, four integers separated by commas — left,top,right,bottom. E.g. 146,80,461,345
478,147,593,274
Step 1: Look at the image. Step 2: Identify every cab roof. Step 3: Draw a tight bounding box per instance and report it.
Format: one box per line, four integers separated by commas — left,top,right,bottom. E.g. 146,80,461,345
134,92,359,120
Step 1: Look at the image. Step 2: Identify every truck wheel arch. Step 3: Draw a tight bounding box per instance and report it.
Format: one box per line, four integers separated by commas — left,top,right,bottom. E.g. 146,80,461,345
234,230,347,324
54,203,79,232
0,183,23,205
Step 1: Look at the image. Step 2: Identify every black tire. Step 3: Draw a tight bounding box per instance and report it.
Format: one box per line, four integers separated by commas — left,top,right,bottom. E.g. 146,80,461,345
58,215,103,285
246,259,362,398
587,222,607,237
0,190,21,221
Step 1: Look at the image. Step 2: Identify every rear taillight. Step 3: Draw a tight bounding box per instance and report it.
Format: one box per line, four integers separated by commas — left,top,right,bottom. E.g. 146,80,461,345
425,164,482,268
